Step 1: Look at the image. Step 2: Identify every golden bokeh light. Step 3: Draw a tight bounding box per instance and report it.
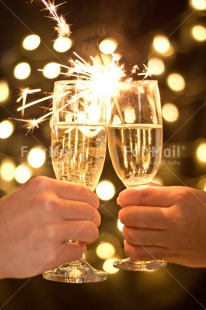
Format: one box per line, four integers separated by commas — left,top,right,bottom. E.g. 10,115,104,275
53,37,72,52
28,147,46,168
153,35,172,55
99,38,118,54
190,0,206,10
22,34,41,50
196,142,206,163
162,103,179,122
0,159,16,181
103,258,119,274
43,62,60,79
96,180,115,201
0,120,14,139
117,219,124,232
0,80,9,103
167,73,185,92
14,62,31,80
153,176,164,185
148,57,165,75
96,242,116,260
14,164,32,184
191,25,206,41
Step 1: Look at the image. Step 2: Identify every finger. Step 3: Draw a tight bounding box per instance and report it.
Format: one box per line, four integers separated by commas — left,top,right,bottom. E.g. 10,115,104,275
30,177,99,209
56,221,99,244
45,243,86,271
55,181,99,208
122,226,167,247
119,206,169,229
59,199,101,226
117,186,176,207
124,241,167,261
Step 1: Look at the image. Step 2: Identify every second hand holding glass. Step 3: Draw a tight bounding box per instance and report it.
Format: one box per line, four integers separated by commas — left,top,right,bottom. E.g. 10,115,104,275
108,80,167,271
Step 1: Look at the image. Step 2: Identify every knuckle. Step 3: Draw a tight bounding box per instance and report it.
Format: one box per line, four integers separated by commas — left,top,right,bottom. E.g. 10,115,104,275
140,188,150,205
123,227,137,245
92,210,101,227
27,176,51,192
79,185,91,198
43,223,58,241
43,196,60,212
175,187,190,202
118,209,126,224
87,222,99,243
32,194,59,213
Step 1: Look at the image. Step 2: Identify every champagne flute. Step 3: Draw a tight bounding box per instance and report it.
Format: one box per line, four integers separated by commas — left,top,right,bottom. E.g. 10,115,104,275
107,80,167,271
43,80,107,283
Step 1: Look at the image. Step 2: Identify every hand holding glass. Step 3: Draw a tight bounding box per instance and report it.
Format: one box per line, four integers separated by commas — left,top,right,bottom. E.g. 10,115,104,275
43,80,107,283
108,80,167,271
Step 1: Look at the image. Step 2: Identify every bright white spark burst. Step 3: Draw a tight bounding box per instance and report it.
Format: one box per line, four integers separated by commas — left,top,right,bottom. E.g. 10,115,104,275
16,53,126,131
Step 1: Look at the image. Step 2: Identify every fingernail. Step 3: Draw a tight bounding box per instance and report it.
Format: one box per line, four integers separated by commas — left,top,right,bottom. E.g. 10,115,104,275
116,195,121,205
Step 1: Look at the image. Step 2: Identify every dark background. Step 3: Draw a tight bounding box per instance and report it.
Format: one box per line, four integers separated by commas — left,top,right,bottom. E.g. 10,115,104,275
0,0,206,309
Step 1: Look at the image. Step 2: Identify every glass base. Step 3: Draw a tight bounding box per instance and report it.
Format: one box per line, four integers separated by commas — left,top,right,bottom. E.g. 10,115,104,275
43,258,107,283
113,257,167,271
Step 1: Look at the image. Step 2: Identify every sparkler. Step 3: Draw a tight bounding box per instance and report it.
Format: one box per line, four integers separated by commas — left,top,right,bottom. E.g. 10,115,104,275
16,53,125,131
16,1,153,132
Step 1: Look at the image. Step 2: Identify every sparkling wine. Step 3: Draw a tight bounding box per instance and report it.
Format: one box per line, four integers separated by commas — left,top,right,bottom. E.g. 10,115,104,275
51,123,106,191
108,124,162,187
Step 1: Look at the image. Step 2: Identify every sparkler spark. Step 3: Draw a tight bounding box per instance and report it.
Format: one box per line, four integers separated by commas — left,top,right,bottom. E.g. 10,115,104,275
16,88,41,116
39,0,71,37
138,64,154,80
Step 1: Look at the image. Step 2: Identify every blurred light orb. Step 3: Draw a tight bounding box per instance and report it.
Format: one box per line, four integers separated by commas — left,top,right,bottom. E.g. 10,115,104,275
192,25,206,41
96,243,116,259
196,142,206,163
190,0,206,10
162,103,179,122
23,34,41,50
167,73,185,92
0,159,16,181
117,219,124,232
0,120,14,139
148,57,165,75
43,62,60,79
53,37,72,52
0,80,9,102
198,177,206,190
153,176,164,185
15,164,31,184
153,35,171,54
96,180,115,200
99,38,118,54
103,258,119,274
14,62,31,80
28,147,46,168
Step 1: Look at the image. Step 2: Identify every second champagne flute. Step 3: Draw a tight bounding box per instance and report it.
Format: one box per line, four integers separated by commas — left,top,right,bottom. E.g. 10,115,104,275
43,80,107,283
108,80,167,271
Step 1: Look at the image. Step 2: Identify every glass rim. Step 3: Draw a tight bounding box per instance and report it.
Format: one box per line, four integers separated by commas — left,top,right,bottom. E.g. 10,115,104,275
54,79,158,86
